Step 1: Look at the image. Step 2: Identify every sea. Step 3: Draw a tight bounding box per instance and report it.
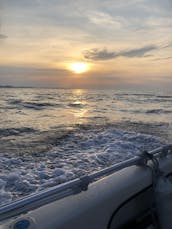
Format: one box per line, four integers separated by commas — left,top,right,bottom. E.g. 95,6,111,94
0,88,171,205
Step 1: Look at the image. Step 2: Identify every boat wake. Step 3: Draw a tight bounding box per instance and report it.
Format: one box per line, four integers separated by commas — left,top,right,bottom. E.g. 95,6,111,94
0,124,165,206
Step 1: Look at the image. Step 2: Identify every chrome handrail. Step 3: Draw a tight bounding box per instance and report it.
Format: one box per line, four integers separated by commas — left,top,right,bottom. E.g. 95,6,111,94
0,144,172,221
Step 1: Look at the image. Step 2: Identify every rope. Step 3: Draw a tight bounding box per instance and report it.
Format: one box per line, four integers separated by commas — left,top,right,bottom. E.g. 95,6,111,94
138,150,163,229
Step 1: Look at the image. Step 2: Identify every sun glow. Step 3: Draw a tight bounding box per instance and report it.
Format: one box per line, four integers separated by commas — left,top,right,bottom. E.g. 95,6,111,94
69,62,89,74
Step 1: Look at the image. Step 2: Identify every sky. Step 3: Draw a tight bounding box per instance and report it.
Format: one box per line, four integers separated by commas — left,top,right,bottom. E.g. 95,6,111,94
0,0,172,90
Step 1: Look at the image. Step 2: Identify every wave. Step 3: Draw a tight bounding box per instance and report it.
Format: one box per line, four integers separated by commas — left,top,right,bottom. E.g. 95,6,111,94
22,102,56,110
146,109,172,114
118,108,172,114
114,94,172,104
156,95,172,99
0,127,37,137
68,103,85,108
114,93,155,97
149,99,172,103
8,99,57,110
8,99,22,105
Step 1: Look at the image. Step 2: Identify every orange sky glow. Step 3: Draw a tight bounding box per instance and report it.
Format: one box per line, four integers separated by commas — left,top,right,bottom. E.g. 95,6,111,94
0,0,171,90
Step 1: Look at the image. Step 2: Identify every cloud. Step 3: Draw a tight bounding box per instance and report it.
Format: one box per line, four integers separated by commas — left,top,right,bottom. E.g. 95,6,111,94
0,65,69,77
120,45,157,57
86,11,121,28
0,34,7,39
83,45,158,60
83,48,118,60
0,65,72,87
162,42,172,49
153,56,172,61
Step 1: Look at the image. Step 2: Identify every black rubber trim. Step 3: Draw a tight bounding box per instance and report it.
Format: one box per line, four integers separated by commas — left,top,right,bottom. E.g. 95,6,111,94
107,171,172,229
107,185,152,229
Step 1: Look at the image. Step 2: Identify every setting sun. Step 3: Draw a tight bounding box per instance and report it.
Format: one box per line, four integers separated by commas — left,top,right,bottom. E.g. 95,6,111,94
69,62,89,74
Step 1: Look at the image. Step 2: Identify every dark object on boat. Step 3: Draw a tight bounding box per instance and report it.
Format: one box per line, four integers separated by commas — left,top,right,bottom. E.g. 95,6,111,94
155,175,172,229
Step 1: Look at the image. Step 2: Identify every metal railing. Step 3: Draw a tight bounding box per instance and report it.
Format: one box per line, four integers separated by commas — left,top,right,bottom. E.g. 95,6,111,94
0,144,172,221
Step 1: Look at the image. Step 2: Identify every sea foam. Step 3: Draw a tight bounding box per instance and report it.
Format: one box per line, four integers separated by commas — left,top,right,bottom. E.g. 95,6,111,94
0,127,164,206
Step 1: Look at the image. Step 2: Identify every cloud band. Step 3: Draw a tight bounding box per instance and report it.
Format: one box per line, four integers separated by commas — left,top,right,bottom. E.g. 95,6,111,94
83,45,158,61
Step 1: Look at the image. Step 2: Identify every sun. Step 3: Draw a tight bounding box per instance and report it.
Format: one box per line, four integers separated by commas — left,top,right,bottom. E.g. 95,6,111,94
69,62,89,74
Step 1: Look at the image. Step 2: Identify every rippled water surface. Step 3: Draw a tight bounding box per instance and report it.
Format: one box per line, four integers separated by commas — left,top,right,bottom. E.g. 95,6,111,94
0,88,171,205
0,88,172,130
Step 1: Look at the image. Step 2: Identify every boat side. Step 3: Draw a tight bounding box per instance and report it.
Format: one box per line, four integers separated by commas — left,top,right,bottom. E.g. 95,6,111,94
1,154,172,229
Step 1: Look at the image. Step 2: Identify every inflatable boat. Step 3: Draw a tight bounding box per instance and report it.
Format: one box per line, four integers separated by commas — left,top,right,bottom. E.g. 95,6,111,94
0,145,172,229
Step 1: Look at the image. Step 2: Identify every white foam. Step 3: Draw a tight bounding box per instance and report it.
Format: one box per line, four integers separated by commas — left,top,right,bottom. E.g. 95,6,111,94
0,127,164,206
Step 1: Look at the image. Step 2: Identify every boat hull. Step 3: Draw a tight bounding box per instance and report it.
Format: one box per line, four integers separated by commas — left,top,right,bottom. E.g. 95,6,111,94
1,154,172,229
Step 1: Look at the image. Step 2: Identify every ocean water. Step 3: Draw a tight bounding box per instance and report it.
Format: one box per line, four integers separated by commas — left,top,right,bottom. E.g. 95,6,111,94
0,88,171,205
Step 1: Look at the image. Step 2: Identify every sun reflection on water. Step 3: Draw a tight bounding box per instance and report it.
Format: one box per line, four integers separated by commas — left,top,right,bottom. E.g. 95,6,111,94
70,89,88,124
